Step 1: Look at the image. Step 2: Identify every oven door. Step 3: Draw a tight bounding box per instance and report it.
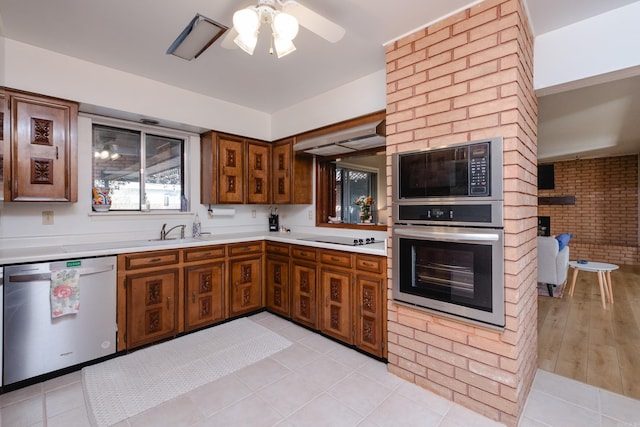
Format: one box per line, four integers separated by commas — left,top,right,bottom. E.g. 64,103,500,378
392,225,504,327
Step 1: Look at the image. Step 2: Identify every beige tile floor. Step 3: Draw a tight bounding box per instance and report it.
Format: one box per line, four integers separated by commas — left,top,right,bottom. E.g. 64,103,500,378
1,312,639,426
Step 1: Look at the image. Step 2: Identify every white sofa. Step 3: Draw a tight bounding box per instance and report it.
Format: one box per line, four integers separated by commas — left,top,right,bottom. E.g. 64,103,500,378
537,236,570,296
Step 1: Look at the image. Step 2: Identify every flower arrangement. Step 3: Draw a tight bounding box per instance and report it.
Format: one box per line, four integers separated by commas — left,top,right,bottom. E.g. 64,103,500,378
354,195,374,223
354,195,374,208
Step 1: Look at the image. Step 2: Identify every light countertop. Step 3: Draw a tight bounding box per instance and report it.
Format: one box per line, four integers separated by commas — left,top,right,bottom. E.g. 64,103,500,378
0,231,387,265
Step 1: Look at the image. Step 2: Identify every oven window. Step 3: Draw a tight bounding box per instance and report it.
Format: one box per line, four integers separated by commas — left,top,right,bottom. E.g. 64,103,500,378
400,238,493,312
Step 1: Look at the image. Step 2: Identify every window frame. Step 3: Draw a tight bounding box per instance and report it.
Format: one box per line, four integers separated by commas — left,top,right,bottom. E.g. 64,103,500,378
89,115,192,213
315,147,387,231
305,110,387,231
335,162,379,224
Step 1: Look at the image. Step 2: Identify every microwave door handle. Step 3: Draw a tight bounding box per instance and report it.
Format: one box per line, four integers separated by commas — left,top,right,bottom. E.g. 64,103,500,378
396,229,499,242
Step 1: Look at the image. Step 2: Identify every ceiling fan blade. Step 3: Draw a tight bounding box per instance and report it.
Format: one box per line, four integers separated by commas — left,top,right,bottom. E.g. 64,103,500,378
282,1,345,43
221,27,239,49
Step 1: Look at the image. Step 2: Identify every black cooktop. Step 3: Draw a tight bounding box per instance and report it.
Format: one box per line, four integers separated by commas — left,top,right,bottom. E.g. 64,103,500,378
298,236,383,246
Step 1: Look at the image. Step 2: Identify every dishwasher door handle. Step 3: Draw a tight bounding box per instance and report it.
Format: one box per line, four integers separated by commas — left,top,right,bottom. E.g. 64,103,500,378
8,264,115,283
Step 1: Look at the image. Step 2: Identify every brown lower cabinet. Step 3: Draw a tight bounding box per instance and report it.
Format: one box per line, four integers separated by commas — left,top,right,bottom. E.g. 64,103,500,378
269,245,387,358
117,240,385,358
319,267,352,343
291,245,318,329
183,245,226,332
228,241,263,317
119,250,181,350
265,242,291,318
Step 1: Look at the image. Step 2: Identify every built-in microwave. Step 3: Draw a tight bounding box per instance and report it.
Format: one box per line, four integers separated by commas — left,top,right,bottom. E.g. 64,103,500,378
392,137,503,202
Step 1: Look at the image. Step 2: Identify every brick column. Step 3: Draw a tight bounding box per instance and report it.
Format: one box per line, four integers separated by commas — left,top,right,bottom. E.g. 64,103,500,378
385,1,537,425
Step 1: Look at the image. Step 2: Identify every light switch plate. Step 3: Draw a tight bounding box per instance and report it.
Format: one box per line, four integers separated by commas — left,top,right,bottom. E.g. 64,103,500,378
42,211,54,225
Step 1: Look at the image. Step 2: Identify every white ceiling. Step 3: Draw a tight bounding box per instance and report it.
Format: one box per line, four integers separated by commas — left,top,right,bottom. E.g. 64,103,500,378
1,0,639,161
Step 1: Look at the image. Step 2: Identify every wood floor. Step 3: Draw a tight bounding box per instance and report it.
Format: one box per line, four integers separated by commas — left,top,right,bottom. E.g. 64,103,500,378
538,264,640,400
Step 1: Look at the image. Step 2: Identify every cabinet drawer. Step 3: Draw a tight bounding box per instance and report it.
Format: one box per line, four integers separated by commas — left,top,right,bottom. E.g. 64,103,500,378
266,242,290,256
228,241,263,256
320,250,353,269
292,246,317,261
124,250,180,270
183,245,225,263
356,255,385,274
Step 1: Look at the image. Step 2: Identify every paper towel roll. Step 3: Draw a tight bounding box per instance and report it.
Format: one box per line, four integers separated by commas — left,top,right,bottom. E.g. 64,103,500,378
209,208,236,216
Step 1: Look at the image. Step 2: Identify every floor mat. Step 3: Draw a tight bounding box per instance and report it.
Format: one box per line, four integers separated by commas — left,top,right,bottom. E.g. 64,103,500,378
82,317,291,427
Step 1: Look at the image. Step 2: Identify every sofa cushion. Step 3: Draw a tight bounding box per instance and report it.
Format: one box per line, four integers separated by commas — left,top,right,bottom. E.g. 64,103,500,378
555,233,572,251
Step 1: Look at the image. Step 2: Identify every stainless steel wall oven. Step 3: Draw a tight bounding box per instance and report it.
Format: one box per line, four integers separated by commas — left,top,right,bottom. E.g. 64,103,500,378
392,137,505,327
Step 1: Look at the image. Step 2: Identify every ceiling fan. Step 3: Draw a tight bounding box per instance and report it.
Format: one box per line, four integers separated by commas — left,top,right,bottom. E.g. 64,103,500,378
221,0,345,58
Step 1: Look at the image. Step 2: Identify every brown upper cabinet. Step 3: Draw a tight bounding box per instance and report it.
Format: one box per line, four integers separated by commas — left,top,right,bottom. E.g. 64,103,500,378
201,133,245,204
2,89,78,202
272,138,312,204
200,131,311,205
247,140,270,204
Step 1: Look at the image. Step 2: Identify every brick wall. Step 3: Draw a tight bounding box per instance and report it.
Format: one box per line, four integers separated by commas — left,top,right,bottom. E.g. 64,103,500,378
539,155,639,264
385,1,537,425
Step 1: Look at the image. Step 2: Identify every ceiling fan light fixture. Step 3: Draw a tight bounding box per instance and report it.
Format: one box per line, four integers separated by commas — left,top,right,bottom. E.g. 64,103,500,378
273,12,299,41
234,32,258,55
273,35,296,58
224,0,345,58
233,8,260,37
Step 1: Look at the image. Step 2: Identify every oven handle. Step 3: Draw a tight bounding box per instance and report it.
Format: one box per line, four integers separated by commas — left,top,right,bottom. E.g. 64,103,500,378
395,228,500,242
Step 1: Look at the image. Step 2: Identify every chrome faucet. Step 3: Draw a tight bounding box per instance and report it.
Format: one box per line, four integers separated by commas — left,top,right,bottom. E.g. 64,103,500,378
160,223,186,240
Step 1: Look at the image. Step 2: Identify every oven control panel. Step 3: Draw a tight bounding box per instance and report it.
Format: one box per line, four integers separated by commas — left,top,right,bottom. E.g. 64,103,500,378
469,142,490,196
397,203,499,225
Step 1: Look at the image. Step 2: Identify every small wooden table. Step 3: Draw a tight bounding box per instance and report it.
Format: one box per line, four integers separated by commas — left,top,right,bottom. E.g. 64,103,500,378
568,261,619,308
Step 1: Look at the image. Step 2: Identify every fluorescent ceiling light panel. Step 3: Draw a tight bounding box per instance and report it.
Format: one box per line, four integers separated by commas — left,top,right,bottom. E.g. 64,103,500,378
167,14,228,60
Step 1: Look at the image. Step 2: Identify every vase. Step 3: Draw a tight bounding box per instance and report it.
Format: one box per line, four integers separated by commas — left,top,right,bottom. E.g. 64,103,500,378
92,187,112,212
360,209,371,223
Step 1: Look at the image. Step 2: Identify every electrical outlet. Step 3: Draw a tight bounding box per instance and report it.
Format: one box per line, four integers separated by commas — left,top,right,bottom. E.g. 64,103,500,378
308,210,313,220
42,211,54,225
251,210,256,219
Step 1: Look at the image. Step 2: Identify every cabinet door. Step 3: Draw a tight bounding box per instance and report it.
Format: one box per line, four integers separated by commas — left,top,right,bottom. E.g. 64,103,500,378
266,256,290,317
272,141,292,204
247,141,270,204
291,261,317,328
355,274,385,357
218,137,244,203
229,256,263,316
9,93,77,201
185,261,225,331
126,268,179,349
320,268,352,343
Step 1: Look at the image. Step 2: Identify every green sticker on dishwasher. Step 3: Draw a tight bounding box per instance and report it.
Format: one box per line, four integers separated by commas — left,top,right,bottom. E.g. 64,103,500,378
66,260,82,268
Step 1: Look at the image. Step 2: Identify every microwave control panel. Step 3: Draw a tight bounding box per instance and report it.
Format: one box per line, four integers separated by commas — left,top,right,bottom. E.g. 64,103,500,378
469,142,490,196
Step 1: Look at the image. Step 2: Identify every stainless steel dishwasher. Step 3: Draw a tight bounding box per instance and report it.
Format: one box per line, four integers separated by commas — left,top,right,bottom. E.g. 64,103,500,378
3,256,117,385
